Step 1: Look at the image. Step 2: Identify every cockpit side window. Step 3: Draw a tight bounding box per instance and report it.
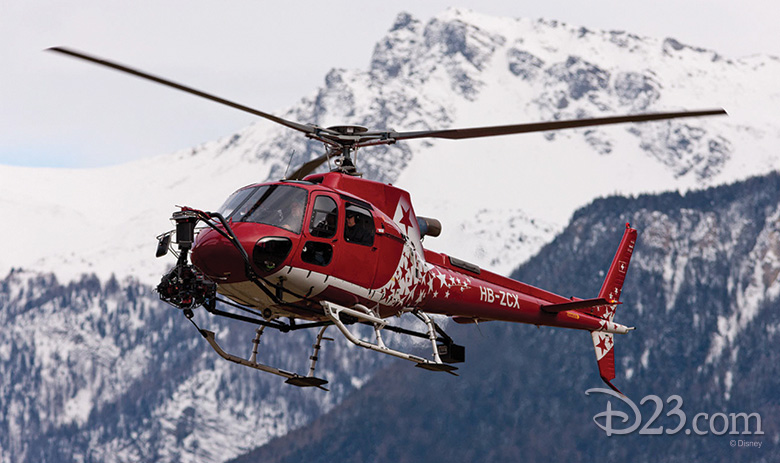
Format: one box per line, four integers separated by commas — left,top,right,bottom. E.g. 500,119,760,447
344,203,374,246
309,195,339,238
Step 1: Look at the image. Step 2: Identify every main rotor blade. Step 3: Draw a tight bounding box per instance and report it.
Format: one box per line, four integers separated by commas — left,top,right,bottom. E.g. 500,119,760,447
47,46,316,136
286,153,330,180
387,109,727,141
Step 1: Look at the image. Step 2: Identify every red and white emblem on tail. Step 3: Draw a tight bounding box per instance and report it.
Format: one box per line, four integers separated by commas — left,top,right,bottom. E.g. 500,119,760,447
591,330,617,388
591,224,637,394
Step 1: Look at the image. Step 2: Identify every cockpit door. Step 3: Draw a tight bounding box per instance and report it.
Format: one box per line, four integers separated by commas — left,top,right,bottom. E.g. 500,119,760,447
297,194,340,269
336,202,379,289
293,194,380,291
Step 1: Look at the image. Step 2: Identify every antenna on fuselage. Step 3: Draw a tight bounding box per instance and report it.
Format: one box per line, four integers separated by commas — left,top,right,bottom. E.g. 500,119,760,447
283,150,296,180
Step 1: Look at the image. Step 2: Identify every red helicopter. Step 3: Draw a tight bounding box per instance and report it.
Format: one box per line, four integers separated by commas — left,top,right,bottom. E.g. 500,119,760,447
49,47,726,392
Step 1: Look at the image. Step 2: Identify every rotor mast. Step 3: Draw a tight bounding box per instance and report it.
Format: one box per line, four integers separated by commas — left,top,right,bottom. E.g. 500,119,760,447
305,125,375,176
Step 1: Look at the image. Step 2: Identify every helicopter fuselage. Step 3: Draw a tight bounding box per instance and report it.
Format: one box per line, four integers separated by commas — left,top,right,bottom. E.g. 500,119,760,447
189,172,631,335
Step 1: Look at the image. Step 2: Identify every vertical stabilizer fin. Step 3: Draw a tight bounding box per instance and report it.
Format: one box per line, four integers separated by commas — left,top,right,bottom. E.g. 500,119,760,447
590,224,637,394
597,223,637,313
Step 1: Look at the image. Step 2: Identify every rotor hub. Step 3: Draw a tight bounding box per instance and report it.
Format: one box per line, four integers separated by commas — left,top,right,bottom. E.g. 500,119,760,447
326,125,368,135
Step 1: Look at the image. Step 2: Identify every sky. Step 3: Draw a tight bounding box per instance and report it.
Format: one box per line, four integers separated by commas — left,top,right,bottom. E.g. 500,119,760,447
2,0,778,168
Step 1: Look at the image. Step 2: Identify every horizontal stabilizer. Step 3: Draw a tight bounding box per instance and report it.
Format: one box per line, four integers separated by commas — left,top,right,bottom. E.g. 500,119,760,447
541,297,618,314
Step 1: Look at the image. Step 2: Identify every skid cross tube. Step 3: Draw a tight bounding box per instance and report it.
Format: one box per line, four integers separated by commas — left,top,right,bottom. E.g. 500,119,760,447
321,301,457,374
308,326,333,378
200,329,329,390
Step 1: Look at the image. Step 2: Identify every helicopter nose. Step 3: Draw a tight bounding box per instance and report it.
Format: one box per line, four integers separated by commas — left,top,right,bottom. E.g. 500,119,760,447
191,225,296,282
190,228,242,280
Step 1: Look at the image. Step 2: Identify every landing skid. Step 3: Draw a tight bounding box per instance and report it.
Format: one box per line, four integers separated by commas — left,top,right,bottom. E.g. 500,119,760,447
322,301,459,376
285,376,329,388
200,329,330,391
415,363,459,373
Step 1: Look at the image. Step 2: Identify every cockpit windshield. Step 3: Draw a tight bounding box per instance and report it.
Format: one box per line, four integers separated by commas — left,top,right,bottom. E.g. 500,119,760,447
217,187,255,219
217,184,308,234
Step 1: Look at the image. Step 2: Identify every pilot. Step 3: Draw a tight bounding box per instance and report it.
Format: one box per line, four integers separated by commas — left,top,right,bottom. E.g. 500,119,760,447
281,201,304,232
345,211,371,245
313,214,336,237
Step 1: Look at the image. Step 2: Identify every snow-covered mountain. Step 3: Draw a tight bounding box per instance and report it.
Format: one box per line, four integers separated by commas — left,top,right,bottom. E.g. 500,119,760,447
3,8,780,285
3,7,780,463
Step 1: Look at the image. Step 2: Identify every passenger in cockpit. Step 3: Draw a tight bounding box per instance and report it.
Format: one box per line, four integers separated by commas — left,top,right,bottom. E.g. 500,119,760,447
345,211,371,245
